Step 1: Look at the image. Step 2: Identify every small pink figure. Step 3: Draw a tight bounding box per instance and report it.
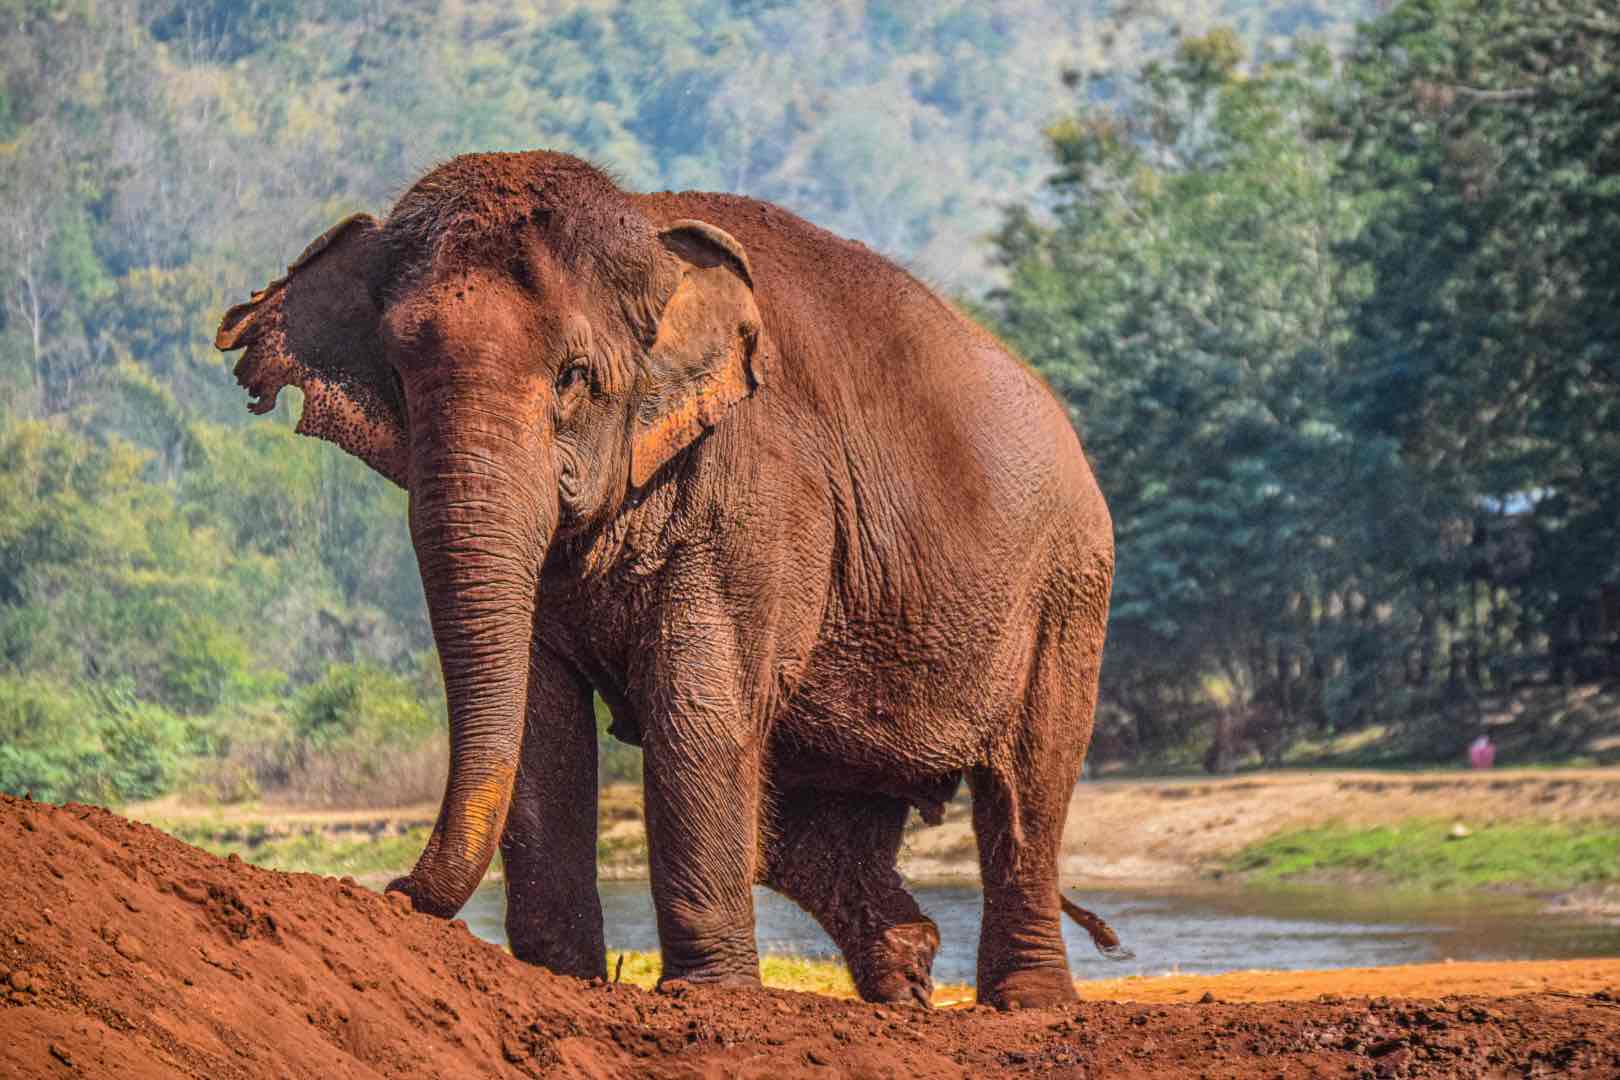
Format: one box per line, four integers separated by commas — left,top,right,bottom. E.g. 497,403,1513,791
1468,733,1496,770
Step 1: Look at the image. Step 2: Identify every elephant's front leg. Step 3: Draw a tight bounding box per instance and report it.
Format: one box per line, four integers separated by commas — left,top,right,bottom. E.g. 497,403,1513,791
639,627,764,989
499,645,606,981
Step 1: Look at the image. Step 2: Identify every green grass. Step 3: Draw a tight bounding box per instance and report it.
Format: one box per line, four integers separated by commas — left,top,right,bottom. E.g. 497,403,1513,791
161,818,273,848
607,950,857,995
596,832,649,865
1229,820,1620,891
167,823,434,878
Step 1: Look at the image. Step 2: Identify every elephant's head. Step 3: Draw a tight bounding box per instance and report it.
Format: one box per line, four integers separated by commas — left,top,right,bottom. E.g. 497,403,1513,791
215,152,766,917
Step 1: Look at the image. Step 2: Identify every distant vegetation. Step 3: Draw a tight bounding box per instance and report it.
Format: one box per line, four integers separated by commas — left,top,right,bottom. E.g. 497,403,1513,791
170,819,437,878
0,0,1614,807
990,1,1620,769
1230,821,1620,892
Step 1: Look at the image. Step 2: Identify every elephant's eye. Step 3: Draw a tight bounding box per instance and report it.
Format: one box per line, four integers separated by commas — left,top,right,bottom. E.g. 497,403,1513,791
555,361,588,395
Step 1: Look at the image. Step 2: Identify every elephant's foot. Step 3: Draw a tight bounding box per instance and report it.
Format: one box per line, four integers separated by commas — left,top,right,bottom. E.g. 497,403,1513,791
976,884,1078,1010
978,965,1078,1011
656,969,762,994
852,920,940,1007
508,926,607,982
656,931,762,993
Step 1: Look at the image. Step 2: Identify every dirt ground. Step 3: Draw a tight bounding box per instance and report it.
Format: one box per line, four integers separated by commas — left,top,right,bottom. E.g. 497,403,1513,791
1062,958,1620,1006
6,795,1620,1078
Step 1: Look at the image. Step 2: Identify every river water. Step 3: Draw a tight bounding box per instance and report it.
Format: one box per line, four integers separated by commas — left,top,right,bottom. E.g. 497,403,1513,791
461,879,1620,985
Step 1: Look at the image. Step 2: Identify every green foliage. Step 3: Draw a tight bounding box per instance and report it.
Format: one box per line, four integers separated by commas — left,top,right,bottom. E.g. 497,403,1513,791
182,658,446,807
992,29,1366,752
0,676,189,803
1336,0,1620,681
160,616,271,715
596,695,643,785
1230,820,1620,891
292,663,439,752
992,4,1620,765
3,0,1612,806
201,826,435,879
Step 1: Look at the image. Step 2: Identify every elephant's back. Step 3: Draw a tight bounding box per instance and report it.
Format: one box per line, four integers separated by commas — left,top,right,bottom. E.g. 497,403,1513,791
636,190,1111,774
633,189,1103,534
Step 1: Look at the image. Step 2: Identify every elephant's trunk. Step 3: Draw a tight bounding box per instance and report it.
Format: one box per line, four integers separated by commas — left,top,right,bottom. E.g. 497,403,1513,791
387,399,552,918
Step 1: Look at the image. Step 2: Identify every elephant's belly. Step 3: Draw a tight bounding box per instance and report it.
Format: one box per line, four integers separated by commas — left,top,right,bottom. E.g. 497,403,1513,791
771,649,1013,798
767,741,965,825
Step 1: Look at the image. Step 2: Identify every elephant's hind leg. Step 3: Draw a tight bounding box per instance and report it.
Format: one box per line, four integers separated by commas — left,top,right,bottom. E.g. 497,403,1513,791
970,611,1101,1010
761,789,939,1006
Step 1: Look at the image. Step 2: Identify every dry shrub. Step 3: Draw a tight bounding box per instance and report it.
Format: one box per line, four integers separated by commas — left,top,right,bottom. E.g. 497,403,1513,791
273,731,446,808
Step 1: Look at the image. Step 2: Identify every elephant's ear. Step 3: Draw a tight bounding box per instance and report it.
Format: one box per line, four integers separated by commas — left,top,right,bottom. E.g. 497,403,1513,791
215,213,408,488
629,219,768,489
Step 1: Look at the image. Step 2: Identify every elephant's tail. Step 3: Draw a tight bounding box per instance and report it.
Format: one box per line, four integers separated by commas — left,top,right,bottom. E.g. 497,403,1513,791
1061,895,1135,961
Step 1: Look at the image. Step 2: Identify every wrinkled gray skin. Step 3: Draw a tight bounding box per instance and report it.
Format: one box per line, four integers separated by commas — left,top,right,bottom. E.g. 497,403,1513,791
216,151,1117,1010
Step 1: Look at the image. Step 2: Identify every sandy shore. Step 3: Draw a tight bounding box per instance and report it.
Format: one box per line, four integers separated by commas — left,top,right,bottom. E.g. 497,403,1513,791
908,768,1620,899
1063,957,1620,1005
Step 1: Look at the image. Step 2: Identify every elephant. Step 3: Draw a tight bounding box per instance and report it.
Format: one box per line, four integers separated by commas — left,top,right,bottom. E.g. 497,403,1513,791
215,150,1123,1009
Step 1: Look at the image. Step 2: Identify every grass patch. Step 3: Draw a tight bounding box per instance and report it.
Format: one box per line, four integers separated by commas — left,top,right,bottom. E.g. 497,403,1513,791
758,953,859,995
1229,820,1620,891
161,818,273,848
166,823,433,878
597,832,648,865
606,950,857,995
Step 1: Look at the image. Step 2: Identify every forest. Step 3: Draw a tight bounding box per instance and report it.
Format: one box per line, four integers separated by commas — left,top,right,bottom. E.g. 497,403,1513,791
0,0,1615,806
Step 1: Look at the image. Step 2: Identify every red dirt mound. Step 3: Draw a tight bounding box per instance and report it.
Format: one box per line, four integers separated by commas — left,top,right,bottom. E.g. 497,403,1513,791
2,795,1619,1078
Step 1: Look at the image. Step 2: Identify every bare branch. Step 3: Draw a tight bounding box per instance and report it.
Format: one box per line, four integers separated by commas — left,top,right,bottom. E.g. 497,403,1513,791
1442,84,1542,102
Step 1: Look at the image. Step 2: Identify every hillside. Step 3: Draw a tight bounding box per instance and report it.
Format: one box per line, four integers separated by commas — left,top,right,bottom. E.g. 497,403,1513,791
0,0,1379,809
6,0,1618,810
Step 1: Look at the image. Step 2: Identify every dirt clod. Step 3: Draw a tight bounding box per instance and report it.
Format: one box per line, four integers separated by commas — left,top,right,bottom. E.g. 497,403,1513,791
3,794,1620,1078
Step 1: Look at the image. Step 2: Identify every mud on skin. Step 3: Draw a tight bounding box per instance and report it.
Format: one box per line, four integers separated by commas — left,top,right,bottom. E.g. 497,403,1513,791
216,148,1120,1007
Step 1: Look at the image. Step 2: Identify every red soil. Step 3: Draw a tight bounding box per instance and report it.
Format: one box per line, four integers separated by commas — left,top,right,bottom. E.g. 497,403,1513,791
3,794,1619,1078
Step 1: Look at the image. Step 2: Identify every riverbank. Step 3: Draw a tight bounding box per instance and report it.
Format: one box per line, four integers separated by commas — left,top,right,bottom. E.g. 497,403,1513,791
126,782,651,882
127,767,1620,908
1072,957,1620,1005
1229,819,1620,891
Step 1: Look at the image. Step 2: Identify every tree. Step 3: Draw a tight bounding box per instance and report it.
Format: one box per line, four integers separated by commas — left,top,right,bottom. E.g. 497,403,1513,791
0,0,1408,801
991,30,1367,759
1338,0,1620,686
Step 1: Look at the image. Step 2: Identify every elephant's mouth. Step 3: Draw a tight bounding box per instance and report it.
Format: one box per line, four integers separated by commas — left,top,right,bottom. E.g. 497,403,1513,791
557,449,583,506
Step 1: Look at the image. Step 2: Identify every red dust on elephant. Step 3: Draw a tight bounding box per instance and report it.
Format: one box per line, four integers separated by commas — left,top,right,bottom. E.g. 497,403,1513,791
216,150,1123,1009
